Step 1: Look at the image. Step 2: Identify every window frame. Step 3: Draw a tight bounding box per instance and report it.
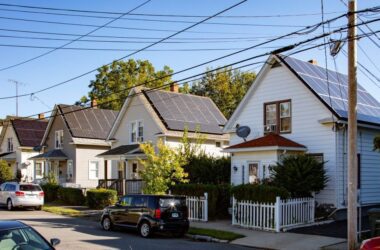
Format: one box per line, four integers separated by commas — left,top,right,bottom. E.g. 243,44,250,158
7,137,13,152
130,120,143,144
88,160,99,180
263,99,292,134
35,162,43,178
55,130,64,149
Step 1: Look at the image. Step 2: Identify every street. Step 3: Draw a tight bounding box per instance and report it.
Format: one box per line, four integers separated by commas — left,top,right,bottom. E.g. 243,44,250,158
0,208,251,250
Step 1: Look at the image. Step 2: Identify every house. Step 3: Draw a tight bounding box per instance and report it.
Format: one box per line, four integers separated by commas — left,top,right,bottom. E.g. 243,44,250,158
223,54,380,209
0,116,48,182
97,85,229,194
29,104,118,188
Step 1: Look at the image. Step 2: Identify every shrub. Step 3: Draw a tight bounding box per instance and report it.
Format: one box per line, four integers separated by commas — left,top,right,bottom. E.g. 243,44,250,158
271,154,328,197
231,183,290,203
86,189,117,209
171,183,231,219
40,183,60,202
0,160,13,183
58,187,85,205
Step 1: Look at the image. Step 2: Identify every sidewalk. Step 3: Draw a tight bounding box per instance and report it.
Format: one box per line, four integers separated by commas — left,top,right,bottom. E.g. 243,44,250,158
191,220,347,250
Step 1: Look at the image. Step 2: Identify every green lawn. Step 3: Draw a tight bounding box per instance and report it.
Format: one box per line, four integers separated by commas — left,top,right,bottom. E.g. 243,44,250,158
188,227,244,241
42,204,82,217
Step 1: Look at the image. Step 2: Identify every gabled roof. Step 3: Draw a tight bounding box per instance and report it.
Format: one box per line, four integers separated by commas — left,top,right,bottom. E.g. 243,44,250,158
29,149,68,160
11,119,48,147
226,133,306,150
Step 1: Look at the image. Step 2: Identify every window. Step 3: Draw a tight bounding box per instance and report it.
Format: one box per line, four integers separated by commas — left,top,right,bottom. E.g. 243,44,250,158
307,153,324,163
215,141,221,148
35,162,42,177
7,138,13,152
264,100,291,134
89,161,99,180
131,196,147,207
119,196,133,206
130,121,143,143
55,130,64,149
248,163,259,184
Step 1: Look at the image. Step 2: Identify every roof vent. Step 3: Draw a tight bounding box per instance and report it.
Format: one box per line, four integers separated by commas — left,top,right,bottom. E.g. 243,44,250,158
38,113,45,120
308,59,318,65
170,83,179,93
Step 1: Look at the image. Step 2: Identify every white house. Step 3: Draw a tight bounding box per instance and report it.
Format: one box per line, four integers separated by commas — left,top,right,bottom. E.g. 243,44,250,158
224,54,380,209
0,117,48,182
97,85,229,194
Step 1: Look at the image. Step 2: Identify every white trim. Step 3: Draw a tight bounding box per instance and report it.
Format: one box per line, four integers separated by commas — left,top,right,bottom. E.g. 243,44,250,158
88,160,99,180
129,120,144,144
224,146,307,153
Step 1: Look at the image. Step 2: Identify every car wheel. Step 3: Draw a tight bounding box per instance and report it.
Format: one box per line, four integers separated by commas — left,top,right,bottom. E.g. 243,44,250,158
102,217,113,231
139,221,152,238
35,206,42,211
7,199,13,211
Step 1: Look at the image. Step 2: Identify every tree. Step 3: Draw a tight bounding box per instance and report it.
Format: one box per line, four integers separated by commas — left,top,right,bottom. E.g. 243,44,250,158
188,67,256,119
139,140,188,195
83,59,173,110
0,160,13,183
271,154,328,197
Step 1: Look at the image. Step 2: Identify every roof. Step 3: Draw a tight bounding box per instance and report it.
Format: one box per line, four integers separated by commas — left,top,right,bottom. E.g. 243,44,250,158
97,144,141,157
278,54,380,126
0,221,27,231
226,133,306,150
29,149,68,160
11,119,48,147
0,152,13,158
143,89,227,134
58,104,118,140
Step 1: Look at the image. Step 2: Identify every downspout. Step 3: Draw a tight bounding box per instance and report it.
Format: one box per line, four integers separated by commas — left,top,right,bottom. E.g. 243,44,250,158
342,125,347,206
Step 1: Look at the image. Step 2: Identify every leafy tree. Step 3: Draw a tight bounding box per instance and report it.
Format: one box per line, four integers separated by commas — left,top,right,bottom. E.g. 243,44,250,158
139,140,188,195
0,160,13,183
189,67,256,118
83,59,173,110
271,154,328,197
178,127,205,161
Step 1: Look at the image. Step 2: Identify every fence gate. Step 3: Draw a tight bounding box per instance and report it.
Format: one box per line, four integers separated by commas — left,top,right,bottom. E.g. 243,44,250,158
186,192,208,222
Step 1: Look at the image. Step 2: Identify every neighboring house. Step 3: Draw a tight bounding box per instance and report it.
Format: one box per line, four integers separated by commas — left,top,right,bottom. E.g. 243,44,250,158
29,104,118,188
0,116,47,182
97,85,229,194
223,54,380,209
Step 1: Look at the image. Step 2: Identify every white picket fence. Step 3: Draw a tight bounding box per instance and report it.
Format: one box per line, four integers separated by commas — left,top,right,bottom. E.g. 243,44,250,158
186,193,208,222
232,196,315,232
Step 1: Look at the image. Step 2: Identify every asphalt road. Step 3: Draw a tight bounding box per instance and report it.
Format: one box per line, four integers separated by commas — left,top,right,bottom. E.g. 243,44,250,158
0,208,252,250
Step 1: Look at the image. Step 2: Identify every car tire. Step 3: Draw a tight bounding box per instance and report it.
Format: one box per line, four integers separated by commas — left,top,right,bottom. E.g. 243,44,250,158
7,199,13,211
35,206,42,211
139,221,152,238
101,217,113,231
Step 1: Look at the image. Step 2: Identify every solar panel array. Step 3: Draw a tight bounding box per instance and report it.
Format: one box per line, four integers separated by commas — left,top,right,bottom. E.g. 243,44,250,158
59,104,118,139
144,90,227,134
280,55,380,125
12,119,48,147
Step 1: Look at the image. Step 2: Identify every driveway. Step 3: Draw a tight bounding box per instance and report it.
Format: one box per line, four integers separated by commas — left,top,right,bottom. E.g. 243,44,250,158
0,208,251,250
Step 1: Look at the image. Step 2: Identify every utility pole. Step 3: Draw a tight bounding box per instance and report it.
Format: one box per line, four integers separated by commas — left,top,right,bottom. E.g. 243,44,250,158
347,0,358,249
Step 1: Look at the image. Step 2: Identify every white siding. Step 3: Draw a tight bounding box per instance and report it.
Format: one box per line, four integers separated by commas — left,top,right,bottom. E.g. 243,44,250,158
165,137,228,158
228,65,338,205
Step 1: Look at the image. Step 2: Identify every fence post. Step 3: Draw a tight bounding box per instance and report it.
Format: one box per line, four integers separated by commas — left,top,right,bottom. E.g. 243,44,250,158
204,192,208,222
275,196,281,232
232,196,236,225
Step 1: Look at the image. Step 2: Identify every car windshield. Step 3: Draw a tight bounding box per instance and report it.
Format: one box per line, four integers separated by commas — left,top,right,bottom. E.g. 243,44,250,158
159,198,186,208
0,227,52,250
19,185,41,192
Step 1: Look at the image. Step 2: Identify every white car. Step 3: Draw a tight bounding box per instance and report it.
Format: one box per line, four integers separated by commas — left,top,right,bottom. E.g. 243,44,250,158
0,182,44,211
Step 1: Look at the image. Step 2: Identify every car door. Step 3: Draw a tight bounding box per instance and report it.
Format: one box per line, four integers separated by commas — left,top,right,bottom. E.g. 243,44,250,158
112,196,132,226
0,183,5,204
125,196,148,226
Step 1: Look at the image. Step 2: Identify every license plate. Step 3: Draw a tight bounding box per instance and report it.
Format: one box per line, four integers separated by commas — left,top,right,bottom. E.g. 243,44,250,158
171,212,179,218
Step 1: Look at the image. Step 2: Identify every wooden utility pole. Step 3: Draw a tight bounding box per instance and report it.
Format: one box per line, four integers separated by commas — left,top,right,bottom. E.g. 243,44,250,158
347,0,358,249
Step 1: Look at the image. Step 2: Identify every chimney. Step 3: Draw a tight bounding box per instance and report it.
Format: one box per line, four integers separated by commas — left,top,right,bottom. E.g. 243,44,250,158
38,113,45,120
170,83,179,93
308,59,318,65
91,99,98,108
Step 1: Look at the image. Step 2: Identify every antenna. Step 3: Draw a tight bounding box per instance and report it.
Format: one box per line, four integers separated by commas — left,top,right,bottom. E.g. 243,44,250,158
236,124,251,142
8,79,26,116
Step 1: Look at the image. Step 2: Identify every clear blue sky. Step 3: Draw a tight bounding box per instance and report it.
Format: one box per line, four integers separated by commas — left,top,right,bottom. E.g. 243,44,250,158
0,0,378,118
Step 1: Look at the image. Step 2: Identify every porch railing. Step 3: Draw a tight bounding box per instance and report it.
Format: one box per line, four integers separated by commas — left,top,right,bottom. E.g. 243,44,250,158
98,179,144,195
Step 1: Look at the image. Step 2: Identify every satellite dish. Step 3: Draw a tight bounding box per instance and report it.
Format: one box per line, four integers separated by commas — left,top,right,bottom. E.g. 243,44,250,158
236,125,251,142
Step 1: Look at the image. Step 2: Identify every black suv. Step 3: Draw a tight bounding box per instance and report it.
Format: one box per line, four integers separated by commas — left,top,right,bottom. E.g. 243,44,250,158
100,194,189,238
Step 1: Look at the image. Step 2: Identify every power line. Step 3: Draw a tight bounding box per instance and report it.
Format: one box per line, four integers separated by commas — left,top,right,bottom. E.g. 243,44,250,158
0,0,152,71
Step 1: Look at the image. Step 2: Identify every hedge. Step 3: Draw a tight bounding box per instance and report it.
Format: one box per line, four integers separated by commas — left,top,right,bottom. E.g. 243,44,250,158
40,183,60,202
86,189,117,209
171,183,231,219
231,183,290,203
58,187,85,205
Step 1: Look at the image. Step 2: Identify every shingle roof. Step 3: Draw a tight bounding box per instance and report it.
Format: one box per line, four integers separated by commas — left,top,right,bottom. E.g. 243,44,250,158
143,90,227,134
58,104,118,140
227,133,306,149
97,144,141,157
11,119,48,147
29,149,68,160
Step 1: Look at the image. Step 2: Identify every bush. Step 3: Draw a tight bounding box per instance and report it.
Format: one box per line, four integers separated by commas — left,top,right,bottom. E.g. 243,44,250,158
231,183,290,203
0,160,13,183
271,154,328,197
40,183,60,202
58,187,85,205
171,183,231,219
86,189,117,209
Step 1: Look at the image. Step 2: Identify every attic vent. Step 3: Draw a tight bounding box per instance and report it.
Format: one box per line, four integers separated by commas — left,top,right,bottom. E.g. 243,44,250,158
271,60,282,68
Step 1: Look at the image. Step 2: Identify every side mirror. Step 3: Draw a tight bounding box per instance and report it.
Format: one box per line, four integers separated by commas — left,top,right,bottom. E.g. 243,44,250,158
50,238,60,247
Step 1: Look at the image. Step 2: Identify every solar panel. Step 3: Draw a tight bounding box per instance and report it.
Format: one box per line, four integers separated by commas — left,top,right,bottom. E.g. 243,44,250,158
280,55,380,125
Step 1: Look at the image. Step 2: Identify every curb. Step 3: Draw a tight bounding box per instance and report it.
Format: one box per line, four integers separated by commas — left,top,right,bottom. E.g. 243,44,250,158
185,234,229,243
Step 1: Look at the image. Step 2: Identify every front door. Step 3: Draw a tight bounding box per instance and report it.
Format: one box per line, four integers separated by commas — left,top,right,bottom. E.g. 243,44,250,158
248,162,259,184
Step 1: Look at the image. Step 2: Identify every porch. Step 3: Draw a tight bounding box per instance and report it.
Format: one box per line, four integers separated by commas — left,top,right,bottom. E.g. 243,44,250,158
98,178,144,195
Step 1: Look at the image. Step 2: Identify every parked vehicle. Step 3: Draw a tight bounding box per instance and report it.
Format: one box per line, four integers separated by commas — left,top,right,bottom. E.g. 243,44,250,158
360,236,380,250
0,220,60,250
101,194,189,238
0,182,44,211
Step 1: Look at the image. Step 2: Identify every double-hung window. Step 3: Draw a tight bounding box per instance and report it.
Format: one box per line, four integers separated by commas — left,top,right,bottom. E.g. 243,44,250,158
55,130,64,149
7,138,13,152
89,161,99,180
35,162,43,177
130,121,143,143
264,100,291,134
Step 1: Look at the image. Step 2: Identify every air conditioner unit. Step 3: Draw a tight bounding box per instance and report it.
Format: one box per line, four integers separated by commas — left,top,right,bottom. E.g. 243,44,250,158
264,124,277,134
